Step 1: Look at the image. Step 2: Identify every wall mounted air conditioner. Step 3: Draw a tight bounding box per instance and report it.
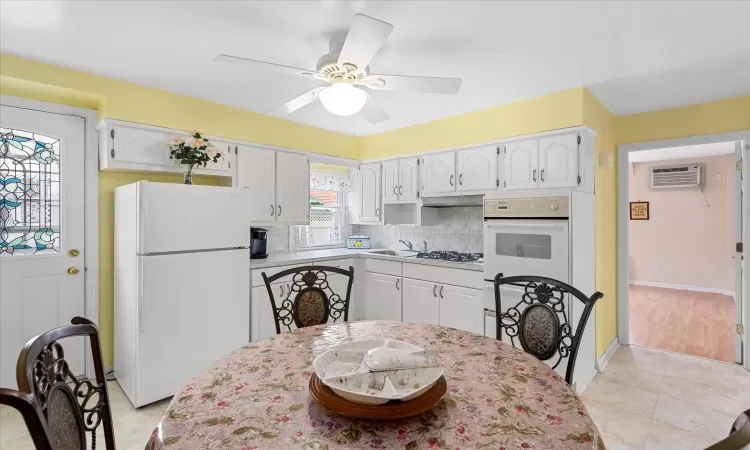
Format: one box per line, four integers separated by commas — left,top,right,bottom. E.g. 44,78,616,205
650,163,704,189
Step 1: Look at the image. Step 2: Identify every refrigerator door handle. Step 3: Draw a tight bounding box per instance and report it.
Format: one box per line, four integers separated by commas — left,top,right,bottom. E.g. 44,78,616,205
138,257,144,332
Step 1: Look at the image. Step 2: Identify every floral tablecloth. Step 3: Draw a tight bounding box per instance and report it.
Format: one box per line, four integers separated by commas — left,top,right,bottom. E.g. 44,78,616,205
147,321,603,450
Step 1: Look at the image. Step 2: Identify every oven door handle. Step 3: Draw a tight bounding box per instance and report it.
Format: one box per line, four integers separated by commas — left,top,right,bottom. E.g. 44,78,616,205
485,222,565,231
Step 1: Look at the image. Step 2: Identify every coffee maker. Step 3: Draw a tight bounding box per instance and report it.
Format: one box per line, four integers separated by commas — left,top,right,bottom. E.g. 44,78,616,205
250,228,268,259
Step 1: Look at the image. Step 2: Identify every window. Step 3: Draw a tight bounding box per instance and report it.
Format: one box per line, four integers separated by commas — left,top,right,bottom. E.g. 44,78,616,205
291,168,352,250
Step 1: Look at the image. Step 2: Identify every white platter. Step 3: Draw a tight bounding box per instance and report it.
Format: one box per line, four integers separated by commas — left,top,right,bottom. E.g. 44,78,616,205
313,339,443,405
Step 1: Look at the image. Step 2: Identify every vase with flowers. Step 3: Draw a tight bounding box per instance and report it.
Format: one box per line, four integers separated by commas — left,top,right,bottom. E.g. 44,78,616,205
168,131,221,184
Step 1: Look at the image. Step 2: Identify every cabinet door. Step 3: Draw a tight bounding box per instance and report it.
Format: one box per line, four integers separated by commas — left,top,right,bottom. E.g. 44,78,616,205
364,272,401,321
112,124,176,167
360,163,381,223
237,145,276,223
538,134,579,189
399,157,419,201
251,285,280,342
504,139,538,191
382,160,399,202
439,284,484,334
194,140,232,173
402,278,440,325
457,146,498,191
421,152,456,194
276,152,310,223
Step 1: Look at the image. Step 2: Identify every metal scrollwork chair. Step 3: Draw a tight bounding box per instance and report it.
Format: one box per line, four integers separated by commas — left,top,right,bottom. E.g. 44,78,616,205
705,409,750,450
262,265,354,333
13,316,116,450
493,274,603,386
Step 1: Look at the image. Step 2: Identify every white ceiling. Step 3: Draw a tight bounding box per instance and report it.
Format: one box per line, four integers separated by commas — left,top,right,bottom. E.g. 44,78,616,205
1,1,749,136
629,141,737,163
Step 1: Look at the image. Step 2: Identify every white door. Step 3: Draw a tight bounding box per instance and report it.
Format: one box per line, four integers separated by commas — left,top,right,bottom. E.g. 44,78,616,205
237,145,276,223
402,278,440,325
137,249,249,406
439,284,484,334
360,163,381,223
0,106,86,389
251,284,280,342
538,134,579,189
421,152,456,194
275,152,309,224
399,157,419,201
365,272,402,320
457,146,498,192
735,141,744,364
382,159,399,202
504,139,538,191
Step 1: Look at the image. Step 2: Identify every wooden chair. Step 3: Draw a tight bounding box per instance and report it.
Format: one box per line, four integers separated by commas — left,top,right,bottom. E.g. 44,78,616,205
705,409,750,450
14,316,115,449
262,265,354,333
493,274,603,385
0,388,53,450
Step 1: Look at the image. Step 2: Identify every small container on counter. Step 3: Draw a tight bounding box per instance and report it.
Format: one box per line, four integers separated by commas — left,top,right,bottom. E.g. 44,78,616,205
346,234,371,249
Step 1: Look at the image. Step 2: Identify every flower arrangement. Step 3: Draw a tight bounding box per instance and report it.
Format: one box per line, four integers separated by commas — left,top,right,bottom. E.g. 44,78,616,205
168,131,221,184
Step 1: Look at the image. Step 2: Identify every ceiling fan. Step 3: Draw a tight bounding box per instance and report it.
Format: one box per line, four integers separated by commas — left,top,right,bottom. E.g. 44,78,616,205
215,14,462,124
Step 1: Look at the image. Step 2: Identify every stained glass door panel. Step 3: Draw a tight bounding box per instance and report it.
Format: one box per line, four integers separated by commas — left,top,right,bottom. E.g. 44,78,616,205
0,105,86,389
0,127,61,255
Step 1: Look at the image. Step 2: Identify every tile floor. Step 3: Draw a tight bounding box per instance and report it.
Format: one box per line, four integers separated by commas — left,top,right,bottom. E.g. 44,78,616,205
1,344,749,450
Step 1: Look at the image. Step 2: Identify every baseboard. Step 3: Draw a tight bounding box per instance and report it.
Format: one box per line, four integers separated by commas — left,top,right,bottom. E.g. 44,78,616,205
596,338,620,373
574,368,598,395
630,281,734,297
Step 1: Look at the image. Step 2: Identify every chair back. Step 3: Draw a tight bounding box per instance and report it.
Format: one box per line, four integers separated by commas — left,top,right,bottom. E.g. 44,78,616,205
0,388,53,450
262,265,354,333
493,274,603,385
705,409,750,450
16,317,115,450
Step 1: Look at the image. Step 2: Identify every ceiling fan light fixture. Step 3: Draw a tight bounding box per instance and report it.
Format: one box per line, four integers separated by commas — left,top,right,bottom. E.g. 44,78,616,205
319,83,367,116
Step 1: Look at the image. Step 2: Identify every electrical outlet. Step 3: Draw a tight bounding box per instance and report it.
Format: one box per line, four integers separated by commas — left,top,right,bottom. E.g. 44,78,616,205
651,266,658,274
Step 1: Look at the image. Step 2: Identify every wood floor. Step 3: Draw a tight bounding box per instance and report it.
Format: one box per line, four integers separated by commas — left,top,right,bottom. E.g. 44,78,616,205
629,285,736,363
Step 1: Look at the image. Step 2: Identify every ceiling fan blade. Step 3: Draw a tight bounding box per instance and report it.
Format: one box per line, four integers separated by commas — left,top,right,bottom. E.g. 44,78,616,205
337,14,394,71
359,91,390,124
215,54,320,79
271,88,325,115
363,74,462,94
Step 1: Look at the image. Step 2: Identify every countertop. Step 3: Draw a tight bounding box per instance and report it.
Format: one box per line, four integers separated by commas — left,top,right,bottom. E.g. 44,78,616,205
250,248,483,272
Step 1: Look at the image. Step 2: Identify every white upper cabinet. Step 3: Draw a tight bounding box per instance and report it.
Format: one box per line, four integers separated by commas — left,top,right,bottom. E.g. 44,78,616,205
195,140,233,174
360,162,381,223
421,152,456,195
382,160,399,202
457,146,498,192
402,278,440,325
538,134,579,189
237,145,276,223
504,138,539,191
398,157,419,202
275,152,310,224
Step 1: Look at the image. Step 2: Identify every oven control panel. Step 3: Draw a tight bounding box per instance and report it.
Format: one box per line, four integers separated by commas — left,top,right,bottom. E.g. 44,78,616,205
484,196,569,218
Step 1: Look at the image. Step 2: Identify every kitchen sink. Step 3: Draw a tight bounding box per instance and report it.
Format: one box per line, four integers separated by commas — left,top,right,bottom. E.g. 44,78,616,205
366,250,419,257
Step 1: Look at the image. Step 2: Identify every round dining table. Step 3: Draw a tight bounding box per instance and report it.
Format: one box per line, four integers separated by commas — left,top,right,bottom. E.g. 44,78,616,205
147,321,603,449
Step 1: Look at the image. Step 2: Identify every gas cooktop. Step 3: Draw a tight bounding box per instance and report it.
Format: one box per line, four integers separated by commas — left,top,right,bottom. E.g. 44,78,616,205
415,251,483,263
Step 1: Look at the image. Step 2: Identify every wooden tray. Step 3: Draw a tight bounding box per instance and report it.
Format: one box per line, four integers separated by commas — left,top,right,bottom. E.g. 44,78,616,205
308,373,447,420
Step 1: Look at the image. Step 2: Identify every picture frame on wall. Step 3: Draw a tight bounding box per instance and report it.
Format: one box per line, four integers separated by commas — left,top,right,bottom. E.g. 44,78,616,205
630,201,649,220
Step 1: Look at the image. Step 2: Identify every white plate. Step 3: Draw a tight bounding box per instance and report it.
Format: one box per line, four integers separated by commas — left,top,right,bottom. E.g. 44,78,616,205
313,339,443,405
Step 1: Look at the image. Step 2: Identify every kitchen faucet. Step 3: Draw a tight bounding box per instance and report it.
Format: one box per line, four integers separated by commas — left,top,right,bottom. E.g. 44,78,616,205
399,240,414,251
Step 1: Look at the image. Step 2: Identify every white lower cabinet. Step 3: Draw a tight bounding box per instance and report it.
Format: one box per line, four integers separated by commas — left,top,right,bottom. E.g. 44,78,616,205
402,278,440,325
439,284,484,334
251,283,280,342
365,272,402,321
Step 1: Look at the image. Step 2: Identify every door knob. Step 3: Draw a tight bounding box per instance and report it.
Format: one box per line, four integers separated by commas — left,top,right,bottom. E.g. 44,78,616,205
68,249,80,257
68,267,80,275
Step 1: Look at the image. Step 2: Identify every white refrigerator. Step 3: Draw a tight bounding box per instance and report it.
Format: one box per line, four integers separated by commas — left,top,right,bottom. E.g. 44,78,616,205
114,181,251,407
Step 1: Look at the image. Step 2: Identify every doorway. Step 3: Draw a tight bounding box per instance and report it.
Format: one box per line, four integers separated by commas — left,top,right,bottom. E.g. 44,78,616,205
618,131,750,369
0,98,98,388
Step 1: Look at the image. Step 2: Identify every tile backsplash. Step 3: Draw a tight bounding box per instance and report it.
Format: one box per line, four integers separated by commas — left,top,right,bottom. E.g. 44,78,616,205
354,206,484,253
266,225,290,254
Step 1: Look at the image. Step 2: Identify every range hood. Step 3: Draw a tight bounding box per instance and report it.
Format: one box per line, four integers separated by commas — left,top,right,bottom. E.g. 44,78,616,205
420,195,484,208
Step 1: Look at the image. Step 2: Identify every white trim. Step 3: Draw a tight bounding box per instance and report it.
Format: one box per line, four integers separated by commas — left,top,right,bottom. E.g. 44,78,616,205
360,125,597,163
617,130,750,371
0,95,100,380
595,338,620,373
630,281,734,297
574,369,598,395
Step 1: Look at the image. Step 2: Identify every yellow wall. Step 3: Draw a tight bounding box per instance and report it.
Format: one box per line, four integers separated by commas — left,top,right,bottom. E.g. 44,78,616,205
359,88,585,159
1,54,358,366
582,90,618,356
